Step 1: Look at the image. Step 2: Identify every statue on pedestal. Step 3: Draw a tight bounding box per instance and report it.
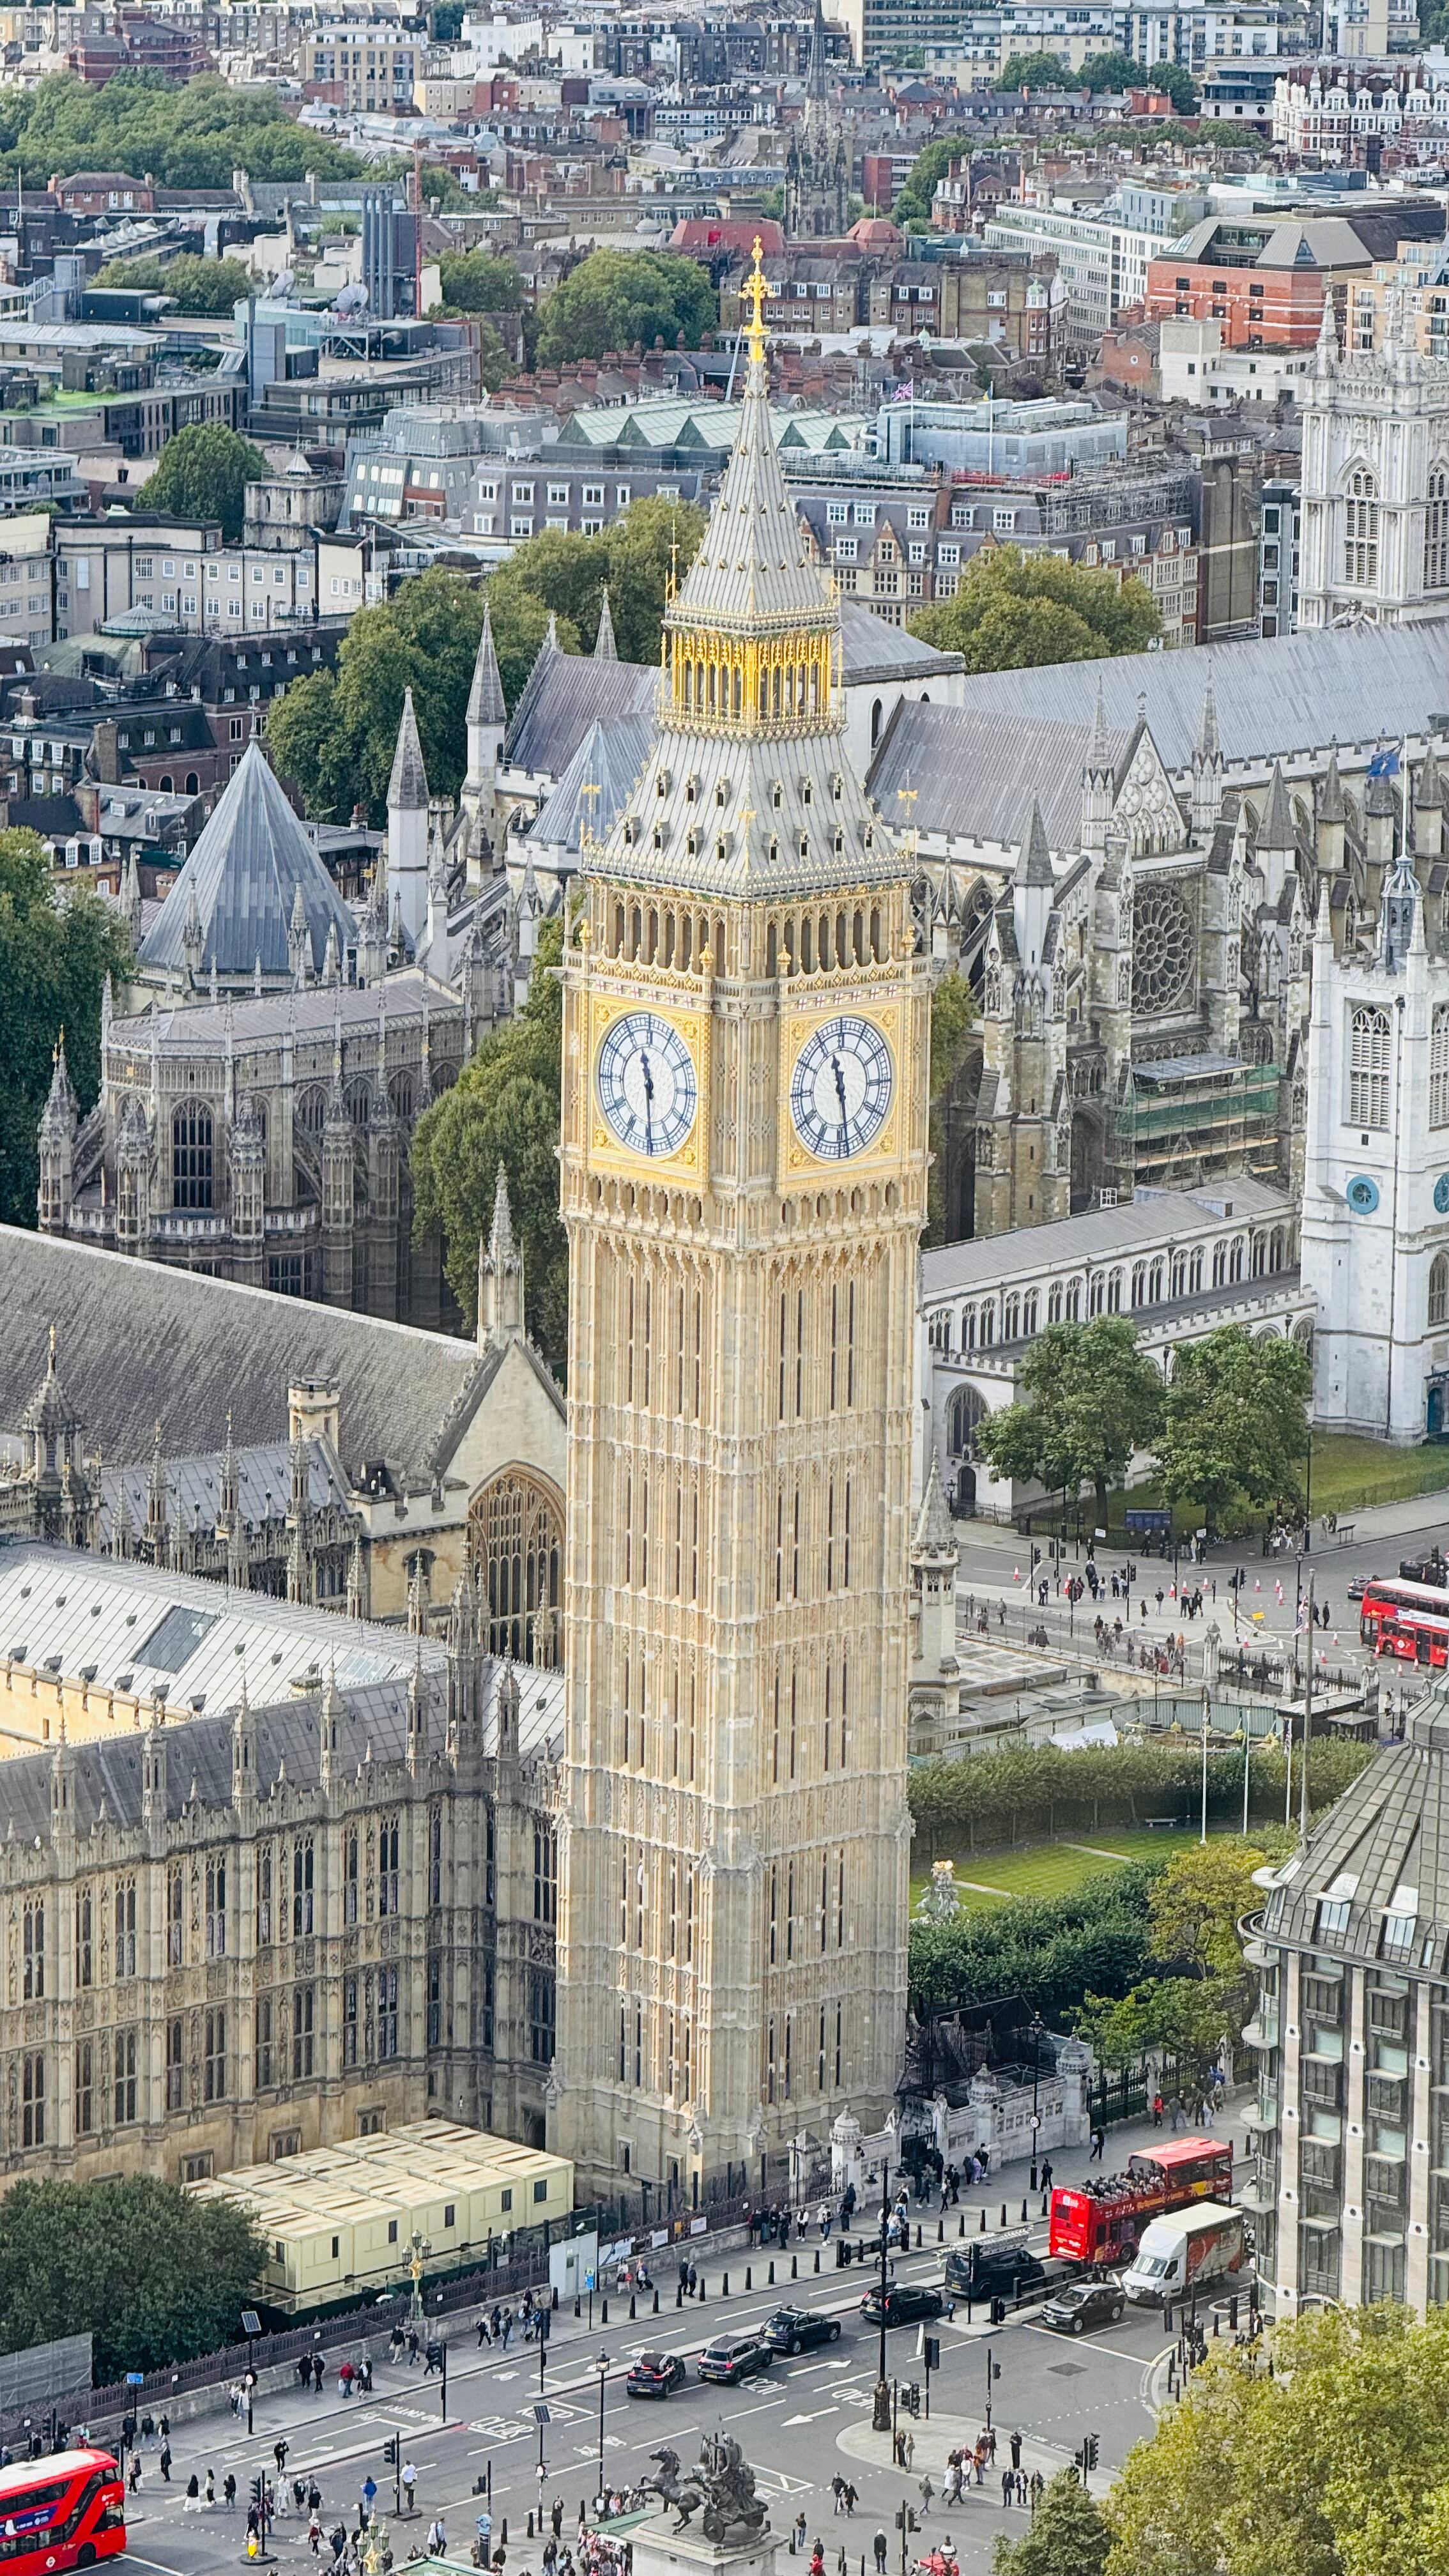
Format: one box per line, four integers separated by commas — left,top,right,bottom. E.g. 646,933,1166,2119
646,2438,770,2544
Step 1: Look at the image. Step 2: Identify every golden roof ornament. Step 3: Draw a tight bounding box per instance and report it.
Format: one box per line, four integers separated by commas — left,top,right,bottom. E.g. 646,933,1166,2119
742,238,769,370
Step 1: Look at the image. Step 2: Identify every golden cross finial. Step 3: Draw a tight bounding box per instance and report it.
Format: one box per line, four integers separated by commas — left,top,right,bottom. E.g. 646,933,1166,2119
744,236,769,369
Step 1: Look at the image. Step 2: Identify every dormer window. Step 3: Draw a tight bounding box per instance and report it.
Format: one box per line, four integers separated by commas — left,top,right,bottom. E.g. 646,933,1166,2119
653,825,664,850
834,829,844,855
772,781,783,811
769,836,779,864
656,768,670,796
799,833,809,860
715,779,728,808
832,774,844,802
686,829,700,857
801,780,813,806
686,774,698,804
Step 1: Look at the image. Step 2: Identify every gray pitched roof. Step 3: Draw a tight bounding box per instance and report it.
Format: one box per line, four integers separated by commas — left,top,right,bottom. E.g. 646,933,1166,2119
870,701,1130,851
919,1176,1293,1298
1261,1674,1449,1963
138,742,355,979
502,644,656,779
0,1227,483,1483
838,599,963,683
529,714,653,861
941,617,1449,774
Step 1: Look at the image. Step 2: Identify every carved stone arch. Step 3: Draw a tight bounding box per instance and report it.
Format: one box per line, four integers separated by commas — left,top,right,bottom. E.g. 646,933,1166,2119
468,1467,565,1667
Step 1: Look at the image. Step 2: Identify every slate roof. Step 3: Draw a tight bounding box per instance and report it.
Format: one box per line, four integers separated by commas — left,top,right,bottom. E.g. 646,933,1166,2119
388,687,429,811
529,714,653,860
98,1440,349,1543
138,741,356,980
0,1227,482,1483
937,618,1449,776
870,702,1132,850
109,970,462,1054
502,640,656,779
466,601,506,730
919,1176,1294,1299
837,600,963,684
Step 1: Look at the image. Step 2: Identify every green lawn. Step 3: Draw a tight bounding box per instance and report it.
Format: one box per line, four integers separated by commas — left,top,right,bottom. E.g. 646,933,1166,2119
1307,1434,1449,1515
910,1823,1218,1915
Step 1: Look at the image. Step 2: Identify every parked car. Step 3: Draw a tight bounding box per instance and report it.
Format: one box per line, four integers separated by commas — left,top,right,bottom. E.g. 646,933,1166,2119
626,2352,688,2397
762,2306,843,2356
859,2283,946,2328
698,2336,774,2386
1039,2280,1128,2336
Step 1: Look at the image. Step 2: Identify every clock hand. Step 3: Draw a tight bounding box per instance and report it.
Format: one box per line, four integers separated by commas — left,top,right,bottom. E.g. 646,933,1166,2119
640,1049,655,1151
831,1052,850,1141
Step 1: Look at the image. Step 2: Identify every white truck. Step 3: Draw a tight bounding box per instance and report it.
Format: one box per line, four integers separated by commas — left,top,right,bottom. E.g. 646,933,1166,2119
1119,2201,1247,2307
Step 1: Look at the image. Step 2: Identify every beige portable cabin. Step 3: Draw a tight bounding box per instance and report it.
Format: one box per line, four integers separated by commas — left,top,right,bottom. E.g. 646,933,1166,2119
190,2118,574,2313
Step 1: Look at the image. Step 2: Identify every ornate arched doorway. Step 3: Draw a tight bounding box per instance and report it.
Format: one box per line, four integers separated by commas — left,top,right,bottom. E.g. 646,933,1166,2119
468,1469,565,1666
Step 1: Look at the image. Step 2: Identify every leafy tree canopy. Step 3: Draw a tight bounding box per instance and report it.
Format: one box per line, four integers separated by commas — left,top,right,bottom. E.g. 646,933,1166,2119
436,249,523,314
534,249,716,366
891,137,956,224
1078,49,1143,90
997,50,1075,90
1153,1323,1312,1532
1146,62,1199,112
995,2468,1112,2576
411,915,569,1369
1074,1832,1292,2077
925,970,978,1242
0,71,365,188
0,2175,263,2381
1106,2304,1449,2576
142,422,267,542
908,544,1160,672
268,501,705,825
93,253,253,315
974,1315,1165,1519
0,828,132,1226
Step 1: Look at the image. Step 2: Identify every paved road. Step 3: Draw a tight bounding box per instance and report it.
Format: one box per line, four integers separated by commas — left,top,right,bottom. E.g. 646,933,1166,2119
113,2133,1193,2576
949,1501,1449,1710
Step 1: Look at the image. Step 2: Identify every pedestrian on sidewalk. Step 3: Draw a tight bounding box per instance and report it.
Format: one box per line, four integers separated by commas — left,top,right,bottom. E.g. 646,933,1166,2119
1089,2127,1105,2163
830,2478,845,2515
183,2476,203,2512
873,2533,888,2574
1039,2159,1053,2193
127,2457,141,2497
205,2470,216,2508
402,2462,418,2513
224,2475,237,2511
1000,2471,1014,2510
313,2353,326,2394
842,2485,857,2517
917,2476,933,2517
158,2442,172,2483
1009,2432,1022,2471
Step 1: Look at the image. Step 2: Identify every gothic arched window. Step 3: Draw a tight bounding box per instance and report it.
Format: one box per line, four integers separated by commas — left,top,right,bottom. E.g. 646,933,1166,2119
1349,1004,1391,1129
172,1100,213,1209
1430,1253,1449,1330
1429,467,1449,592
1343,466,1380,589
947,1386,986,1459
469,1469,564,1667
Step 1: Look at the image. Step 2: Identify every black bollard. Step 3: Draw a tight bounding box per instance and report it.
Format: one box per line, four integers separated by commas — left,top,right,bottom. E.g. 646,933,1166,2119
958,2214,965,2239
1213,2312,1220,2338
937,2221,944,2244
1020,2200,1028,2224
629,2296,637,2320
574,2296,581,2319
746,2267,753,2291
676,2283,684,2309
602,2298,609,2324
979,2209,986,2234
698,2278,706,2301
723,2273,730,2296
528,2513,535,2540
502,2524,508,2547
552,2288,559,2310
791,2255,798,2280
653,2288,660,2315
1041,2193,1048,2218
769,2261,775,2286
1000,2204,1008,2228
814,2250,820,2274
915,2226,921,2251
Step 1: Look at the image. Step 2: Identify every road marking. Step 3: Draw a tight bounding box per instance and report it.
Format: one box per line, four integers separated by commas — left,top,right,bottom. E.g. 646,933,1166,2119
781,2408,839,2426
1022,2326,1155,2361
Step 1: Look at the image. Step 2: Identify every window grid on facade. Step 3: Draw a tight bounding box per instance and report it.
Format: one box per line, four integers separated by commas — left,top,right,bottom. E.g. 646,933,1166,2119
166,2014,183,2112
1432,1006,1449,1126
114,1880,136,1979
206,1857,226,1958
74,2039,93,2136
1343,468,1379,590
22,2051,43,2147
171,1099,214,1209
1428,466,1449,591
1349,1006,1391,1129
204,2007,226,2102
291,1986,313,2079
114,2026,138,2124
22,1901,43,2001
471,1471,563,1665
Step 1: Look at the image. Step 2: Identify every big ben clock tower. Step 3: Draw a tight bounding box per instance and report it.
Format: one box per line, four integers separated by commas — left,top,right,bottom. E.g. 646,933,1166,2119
555,249,929,2198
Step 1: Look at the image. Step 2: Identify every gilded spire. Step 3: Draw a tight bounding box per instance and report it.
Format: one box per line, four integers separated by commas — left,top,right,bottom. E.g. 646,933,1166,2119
742,234,769,371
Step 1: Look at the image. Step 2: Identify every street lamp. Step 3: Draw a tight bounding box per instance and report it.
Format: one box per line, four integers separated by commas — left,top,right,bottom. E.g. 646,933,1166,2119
1027,2013,1046,2189
595,2351,610,2509
872,2161,892,2434
408,2229,433,2324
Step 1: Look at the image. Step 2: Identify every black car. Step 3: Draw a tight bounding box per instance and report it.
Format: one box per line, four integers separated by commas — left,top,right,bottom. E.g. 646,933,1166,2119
1039,2280,1128,2336
762,2307,843,2357
626,2352,688,2397
859,2283,946,2328
698,2336,774,2386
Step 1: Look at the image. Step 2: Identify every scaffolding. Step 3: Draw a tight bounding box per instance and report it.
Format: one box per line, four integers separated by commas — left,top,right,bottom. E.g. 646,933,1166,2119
1123,1052,1282,1189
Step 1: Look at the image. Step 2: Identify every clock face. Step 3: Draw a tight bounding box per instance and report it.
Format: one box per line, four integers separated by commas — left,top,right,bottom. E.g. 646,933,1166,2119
596,1010,698,1160
1435,1172,1449,1217
790,1015,894,1162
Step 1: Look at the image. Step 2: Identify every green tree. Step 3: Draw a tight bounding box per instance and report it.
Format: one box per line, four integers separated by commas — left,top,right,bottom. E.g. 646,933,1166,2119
995,2470,1112,2576
974,1315,1165,1522
0,71,367,190
1078,49,1143,90
535,248,716,365
1075,1832,1289,2078
926,969,978,1242
1147,1835,1276,1981
908,544,1160,672
891,137,956,224
484,493,707,668
142,422,267,542
93,252,253,313
0,829,132,1226
411,915,569,1368
1154,1324,1312,1533
0,2175,263,2380
1107,2304,1449,2576
436,249,522,312
1150,63,1199,113
996,50,1073,89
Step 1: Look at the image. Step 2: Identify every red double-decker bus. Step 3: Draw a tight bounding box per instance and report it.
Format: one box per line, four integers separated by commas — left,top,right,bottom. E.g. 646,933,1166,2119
1048,2137,1234,2266
0,2450,125,2572
1360,1578,1449,1669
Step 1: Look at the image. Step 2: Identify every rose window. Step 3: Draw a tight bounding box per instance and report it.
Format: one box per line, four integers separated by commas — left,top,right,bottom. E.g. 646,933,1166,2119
1131,884,1195,1015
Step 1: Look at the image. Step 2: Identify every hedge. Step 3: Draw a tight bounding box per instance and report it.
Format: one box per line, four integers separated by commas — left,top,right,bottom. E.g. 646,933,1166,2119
908,1736,1376,1859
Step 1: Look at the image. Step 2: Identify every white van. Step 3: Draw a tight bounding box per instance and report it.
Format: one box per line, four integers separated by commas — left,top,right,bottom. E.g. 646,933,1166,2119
1119,2201,1246,2307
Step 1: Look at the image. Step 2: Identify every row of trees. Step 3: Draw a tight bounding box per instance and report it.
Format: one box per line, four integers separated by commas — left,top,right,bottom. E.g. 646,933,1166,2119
0,830,133,1228
910,1860,1162,2021
0,70,365,187
94,252,255,316
975,1315,1314,1531
995,49,1197,111
908,1735,1374,1858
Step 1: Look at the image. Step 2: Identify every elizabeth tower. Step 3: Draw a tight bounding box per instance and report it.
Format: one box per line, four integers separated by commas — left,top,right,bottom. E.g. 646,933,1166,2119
555,255,928,2198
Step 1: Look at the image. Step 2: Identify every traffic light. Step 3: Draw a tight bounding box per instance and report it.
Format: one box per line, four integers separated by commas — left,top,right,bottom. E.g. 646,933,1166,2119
923,2338,940,2372
384,2437,400,2468
905,2383,921,2418
251,2477,266,2509
1084,2435,1100,2472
